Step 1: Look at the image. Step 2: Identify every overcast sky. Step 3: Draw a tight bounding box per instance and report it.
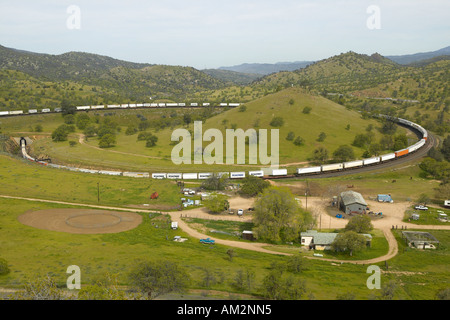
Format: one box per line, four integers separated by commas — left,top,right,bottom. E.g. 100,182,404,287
0,0,448,69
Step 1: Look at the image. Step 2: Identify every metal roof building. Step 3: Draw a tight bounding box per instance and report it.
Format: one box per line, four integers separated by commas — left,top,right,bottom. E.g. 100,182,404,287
340,191,368,215
301,230,372,250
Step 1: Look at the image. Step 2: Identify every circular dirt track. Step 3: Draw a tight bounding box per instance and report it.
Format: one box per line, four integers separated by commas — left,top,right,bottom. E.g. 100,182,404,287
18,209,142,234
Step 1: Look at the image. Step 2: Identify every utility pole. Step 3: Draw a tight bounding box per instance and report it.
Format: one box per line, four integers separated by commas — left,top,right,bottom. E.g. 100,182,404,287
97,182,100,203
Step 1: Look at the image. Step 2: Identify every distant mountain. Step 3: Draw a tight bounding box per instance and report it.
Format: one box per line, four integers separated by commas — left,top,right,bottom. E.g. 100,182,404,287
218,61,314,75
0,44,228,103
386,46,450,65
202,69,262,85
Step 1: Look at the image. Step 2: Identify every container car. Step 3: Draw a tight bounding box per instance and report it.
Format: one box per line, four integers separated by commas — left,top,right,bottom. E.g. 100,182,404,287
297,166,322,175
321,163,344,172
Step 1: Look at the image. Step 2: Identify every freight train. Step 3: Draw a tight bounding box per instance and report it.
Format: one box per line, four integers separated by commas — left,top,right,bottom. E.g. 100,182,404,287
18,114,428,180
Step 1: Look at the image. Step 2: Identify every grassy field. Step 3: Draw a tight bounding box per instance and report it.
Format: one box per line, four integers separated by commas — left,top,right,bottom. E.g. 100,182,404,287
404,206,450,225
0,154,182,208
0,197,448,299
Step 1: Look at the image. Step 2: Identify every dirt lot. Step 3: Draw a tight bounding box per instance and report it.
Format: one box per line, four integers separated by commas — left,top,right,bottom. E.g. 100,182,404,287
18,208,142,234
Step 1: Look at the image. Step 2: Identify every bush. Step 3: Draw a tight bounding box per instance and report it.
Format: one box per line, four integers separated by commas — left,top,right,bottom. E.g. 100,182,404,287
293,136,305,146
302,106,312,114
286,131,295,141
0,258,10,275
98,134,116,148
333,145,355,162
270,117,284,127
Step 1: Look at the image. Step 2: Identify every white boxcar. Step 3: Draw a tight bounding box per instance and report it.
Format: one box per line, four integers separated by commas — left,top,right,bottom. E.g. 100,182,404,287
380,153,396,161
123,172,150,178
136,104,144,107
166,103,178,107
321,163,344,172
220,103,228,107
76,106,90,110
229,103,240,107
343,160,364,169
28,109,38,114
150,103,158,107
41,108,51,113
167,173,182,179
143,103,151,107
198,173,213,180
107,105,119,109
271,169,287,176
297,166,321,175
121,104,129,108
91,105,105,110
54,108,62,113
230,172,246,179
178,103,186,107
158,103,166,107
203,103,210,107
182,173,198,180
363,157,380,165
249,171,264,177
9,110,24,115
409,139,425,153
190,103,198,107
99,170,122,176
152,173,167,179
0,111,9,116
128,104,137,108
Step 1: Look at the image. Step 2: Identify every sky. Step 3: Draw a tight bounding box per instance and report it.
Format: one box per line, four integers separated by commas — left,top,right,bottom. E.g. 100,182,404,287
0,0,449,69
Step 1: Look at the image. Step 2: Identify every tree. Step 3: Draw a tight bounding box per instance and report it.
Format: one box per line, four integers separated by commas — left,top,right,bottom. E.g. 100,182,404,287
145,134,158,148
317,132,327,142
125,125,138,135
312,147,329,162
34,124,43,132
441,135,450,161
417,193,430,206
51,124,70,142
286,131,295,141
393,134,408,151
378,280,397,300
204,193,229,214
61,99,76,115
262,269,307,300
238,175,270,197
232,269,255,291
201,174,229,191
13,275,64,300
183,113,192,126
285,254,305,274
0,258,9,275
253,187,314,243
98,134,116,148
293,136,305,146
333,145,355,162
226,249,235,261
270,117,284,127
63,114,75,124
76,113,91,130
84,125,97,138
302,106,312,114
128,259,190,300
78,272,125,300
331,231,367,256
69,140,77,147
352,133,372,148
345,215,373,233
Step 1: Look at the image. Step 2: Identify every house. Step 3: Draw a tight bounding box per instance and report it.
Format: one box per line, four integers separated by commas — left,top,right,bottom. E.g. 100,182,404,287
377,194,393,203
340,191,368,215
301,230,372,250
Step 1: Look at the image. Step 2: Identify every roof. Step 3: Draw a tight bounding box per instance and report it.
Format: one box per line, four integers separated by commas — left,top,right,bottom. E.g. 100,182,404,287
340,191,367,206
301,231,372,245
377,194,392,201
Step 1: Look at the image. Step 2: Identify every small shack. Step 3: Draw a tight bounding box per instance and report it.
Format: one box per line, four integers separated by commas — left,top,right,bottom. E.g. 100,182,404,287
242,230,255,241
377,194,393,203
340,191,368,215
402,231,440,249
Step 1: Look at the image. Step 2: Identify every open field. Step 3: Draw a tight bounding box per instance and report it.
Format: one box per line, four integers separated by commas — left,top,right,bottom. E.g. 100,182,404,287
0,196,449,300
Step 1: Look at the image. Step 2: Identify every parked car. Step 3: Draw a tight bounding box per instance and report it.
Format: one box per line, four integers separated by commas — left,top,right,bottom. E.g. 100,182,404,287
237,209,244,216
200,238,215,244
415,205,428,210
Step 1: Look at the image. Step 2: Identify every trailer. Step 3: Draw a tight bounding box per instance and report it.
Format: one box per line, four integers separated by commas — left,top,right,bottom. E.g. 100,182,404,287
249,171,264,177
91,105,105,110
297,166,321,175
321,163,344,172
123,172,150,178
198,173,213,180
152,173,167,179
202,103,210,107
230,172,246,179
343,160,364,169
363,157,381,165
182,173,198,180
28,109,38,114
171,222,178,230
0,111,9,116
395,148,409,157
99,170,122,176
270,169,287,176
76,106,90,110
380,153,396,162
167,173,182,179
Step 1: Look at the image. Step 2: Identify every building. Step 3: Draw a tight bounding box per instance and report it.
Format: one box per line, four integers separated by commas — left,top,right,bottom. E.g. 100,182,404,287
300,230,372,251
402,231,440,249
242,230,255,241
340,191,368,215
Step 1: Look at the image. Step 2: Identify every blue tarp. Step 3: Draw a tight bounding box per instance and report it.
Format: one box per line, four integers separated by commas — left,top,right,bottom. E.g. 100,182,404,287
377,194,392,202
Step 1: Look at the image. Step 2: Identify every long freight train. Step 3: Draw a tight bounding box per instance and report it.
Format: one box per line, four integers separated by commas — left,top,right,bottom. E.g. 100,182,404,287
18,114,428,180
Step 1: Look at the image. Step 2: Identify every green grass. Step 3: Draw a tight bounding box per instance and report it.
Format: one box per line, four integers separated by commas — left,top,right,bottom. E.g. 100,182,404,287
0,197,448,299
404,206,450,225
0,154,181,208
182,217,255,241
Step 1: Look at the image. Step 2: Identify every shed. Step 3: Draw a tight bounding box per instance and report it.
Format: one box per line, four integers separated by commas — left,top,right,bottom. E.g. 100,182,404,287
340,191,368,215
242,230,255,241
377,194,393,203
402,231,440,249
